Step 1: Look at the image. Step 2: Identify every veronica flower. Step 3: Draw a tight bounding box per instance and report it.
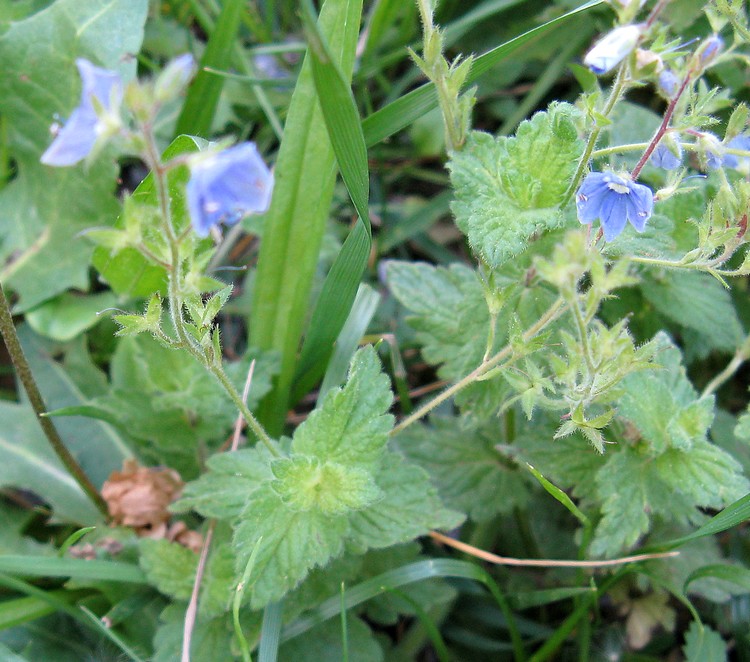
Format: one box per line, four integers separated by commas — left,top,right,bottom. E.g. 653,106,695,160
41,59,123,167
186,142,274,237
576,171,654,241
650,140,682,170
725,134,750,172
699,133,730,170
658,69,679,97
154,54,196,103
584,25,642,75
695,34,723,66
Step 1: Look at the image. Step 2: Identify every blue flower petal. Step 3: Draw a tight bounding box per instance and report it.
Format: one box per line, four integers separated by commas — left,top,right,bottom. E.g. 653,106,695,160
40,59,122,167
575,171,654,241
650,143,682,170
599,192,629,242
187,142,274,237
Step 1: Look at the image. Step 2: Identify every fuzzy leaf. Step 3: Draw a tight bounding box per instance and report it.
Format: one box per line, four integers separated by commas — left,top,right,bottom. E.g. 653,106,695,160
139,539,196,602
233,483,350,607
94,335,276,478
591,442,748,557
642,272,743,352
394,417,529,522
448,102,583,267
171,447,276,520
291,345,394,469
618,334,715,453
346,453,464,554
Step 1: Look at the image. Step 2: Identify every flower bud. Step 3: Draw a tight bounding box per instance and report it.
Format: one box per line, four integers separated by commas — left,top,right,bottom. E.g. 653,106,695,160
658,69,679,97
695,34,723,66
584,25,642,75
154,54,196,104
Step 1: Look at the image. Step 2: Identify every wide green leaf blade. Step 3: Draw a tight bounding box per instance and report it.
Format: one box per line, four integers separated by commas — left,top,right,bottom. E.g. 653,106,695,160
0,0,148,311
290,0,373,398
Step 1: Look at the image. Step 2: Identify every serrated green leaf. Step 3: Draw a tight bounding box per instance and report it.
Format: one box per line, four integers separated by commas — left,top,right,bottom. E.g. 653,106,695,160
234,483,350,608
171,447,276,520
591,442,748,557
140,529,237,619
448,103,583,267
394,417,529,522
682,621,727,662
619,333,715,453
385,258,559,419
346,453,464,554
94,335,275,478
292,345,393,469
642,272,743,352
271,456,382,514
139,539,197,602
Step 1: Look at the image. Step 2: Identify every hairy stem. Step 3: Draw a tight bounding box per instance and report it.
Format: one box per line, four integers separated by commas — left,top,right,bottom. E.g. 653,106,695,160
630,72,691,179
0,285,108,517
702,340,750,398
391,297,566,435
141,131,277,457
560,65,629,207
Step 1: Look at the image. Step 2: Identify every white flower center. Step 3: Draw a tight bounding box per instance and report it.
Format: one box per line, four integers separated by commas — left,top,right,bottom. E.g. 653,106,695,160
607,181,630,195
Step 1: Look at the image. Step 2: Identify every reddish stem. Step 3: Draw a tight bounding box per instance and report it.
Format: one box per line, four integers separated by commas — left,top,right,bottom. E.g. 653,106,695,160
631,72,691,179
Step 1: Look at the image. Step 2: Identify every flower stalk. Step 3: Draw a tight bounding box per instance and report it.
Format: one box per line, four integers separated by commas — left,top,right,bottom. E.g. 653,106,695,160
0,284,109,517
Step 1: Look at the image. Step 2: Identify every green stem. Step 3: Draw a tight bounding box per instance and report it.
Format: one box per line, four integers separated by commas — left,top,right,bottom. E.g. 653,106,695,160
141,132,278,458
0,285,108,518
702,341,750,398
560,65,629,208
528,572,624,662
415,0,465,151
391,297,566,435
208,362,280,456
566,288,595,376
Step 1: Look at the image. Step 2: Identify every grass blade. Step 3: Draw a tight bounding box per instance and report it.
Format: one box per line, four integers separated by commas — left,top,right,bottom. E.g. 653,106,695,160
281,558,524,660
0,556,146,583
251,0,363,435
291,0,374,399
175,0,244,136
361,1,602,147
258,601,283,662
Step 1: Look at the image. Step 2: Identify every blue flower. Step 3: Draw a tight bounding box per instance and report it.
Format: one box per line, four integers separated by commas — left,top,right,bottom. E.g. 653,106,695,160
725,134,750,171
576,172,654,241
584,25,642,75
41,59,123,167
696,34,723,66
649,141,682,170
154,54,196,103
657,69,679,97
187,142,274,237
